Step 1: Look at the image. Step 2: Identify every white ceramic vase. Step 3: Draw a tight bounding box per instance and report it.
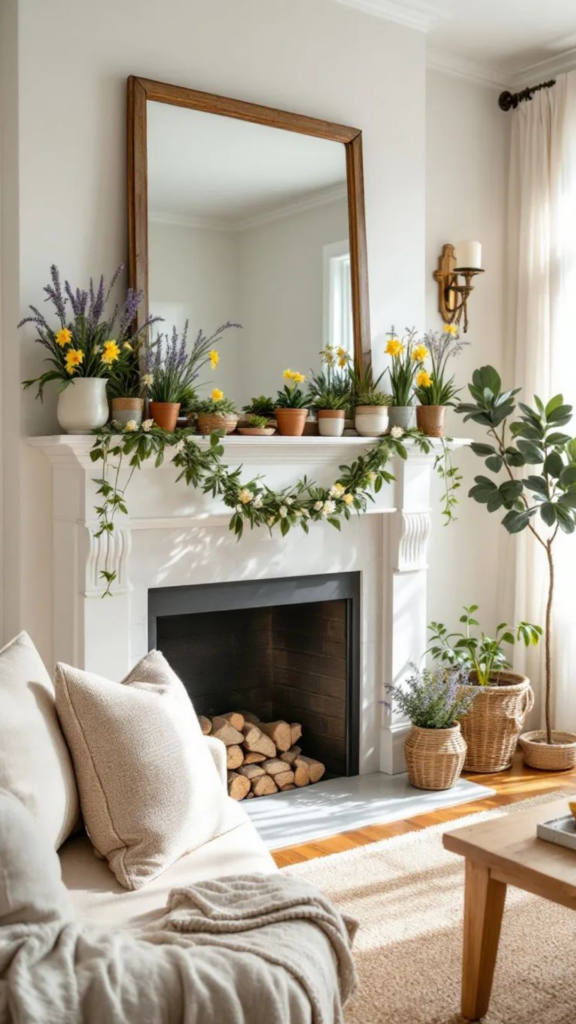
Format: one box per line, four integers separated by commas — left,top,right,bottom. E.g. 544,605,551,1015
354,405,389,437
57,378,109,434
317,410,345,437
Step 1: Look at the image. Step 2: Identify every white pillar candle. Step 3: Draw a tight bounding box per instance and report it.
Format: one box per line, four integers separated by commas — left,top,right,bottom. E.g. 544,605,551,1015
455,240,482,270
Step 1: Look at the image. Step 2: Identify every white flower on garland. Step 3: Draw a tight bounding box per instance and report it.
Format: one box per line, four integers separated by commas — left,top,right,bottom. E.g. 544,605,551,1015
142,419,154,433
390,426,404,439
367,471,376,483
279,506,288,518
329,483,346,498
343,493,354,506
323,500,336,516
294,509,303,517
302,508,311,518
252,495,263,509
313,500,324,512
142,373,154,388
239,488,254,505
124,419,138,432
285,497,294,506
173,439,186,455
267,516,275,526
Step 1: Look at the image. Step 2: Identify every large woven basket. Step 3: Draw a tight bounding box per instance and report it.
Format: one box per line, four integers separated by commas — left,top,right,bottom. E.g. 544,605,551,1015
519,730,576,771
459,671,533,773
404,723,466,791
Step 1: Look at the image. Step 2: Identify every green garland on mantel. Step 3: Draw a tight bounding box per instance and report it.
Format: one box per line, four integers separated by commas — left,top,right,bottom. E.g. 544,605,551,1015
90,424,462,596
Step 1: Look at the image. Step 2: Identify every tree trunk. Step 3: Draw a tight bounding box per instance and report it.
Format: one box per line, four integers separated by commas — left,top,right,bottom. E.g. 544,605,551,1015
545,541,555,746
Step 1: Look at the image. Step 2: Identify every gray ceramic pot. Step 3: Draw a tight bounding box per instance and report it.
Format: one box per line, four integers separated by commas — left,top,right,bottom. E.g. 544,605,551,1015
388,406,416,431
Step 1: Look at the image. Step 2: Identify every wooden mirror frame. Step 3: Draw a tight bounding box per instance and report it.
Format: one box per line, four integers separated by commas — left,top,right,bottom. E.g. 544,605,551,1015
127,75,370,365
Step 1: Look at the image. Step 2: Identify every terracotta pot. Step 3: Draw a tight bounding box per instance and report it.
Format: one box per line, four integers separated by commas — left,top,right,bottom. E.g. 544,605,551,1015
458,671,533,773
196,412,238,435
416,405,446,438
354,405,389,437
317,409,345,437
57,378,109,434
519,730,576,771
388,406,416,431
404,723,466,791
149,401,181,432
110,397,144,429
274,408,308,437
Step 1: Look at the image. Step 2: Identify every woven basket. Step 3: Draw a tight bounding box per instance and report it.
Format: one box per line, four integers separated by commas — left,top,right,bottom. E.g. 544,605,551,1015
459,671,533,773
519,730,576,771
196,412,238,435
404,723,466,791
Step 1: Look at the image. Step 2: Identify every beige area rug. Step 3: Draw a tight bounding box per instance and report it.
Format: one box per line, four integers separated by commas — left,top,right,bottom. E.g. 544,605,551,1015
283,793,576,1024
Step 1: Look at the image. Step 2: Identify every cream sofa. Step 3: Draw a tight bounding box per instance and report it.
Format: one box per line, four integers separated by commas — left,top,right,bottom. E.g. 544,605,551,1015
59,736,277,930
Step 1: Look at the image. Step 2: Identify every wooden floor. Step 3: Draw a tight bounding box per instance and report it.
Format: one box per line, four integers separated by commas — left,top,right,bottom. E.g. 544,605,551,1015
272,753,576,868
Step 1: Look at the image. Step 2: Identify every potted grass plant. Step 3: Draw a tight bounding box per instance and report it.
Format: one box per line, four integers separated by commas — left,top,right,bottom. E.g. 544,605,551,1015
146,320,240,432
107,337,148,428
237,414,275,437
275,370,308,436
456,367,576,770
19,264,160,433
241,395,276,429
350,363,391,437
426,605,542,772
385,327,427,431
194,390,239,435
307,346,353,437
414,325,467,437
386,666,475,790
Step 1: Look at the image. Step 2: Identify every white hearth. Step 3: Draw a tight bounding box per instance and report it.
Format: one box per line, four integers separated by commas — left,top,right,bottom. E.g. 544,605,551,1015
29,434,469,775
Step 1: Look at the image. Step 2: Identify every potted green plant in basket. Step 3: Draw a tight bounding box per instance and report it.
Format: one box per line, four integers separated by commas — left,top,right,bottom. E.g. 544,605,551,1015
307,345,353,437
19,264,160,433
456,366,576,770
386,665,475,790
385,326,427,431
350,362,391,437
427,605,542,773
414,325,467,438
275,370,308,436
194,390,239,435
146,320,240,432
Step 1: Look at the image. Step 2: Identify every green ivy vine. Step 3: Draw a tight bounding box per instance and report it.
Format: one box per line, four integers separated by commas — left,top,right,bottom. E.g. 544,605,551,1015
90,424,459,596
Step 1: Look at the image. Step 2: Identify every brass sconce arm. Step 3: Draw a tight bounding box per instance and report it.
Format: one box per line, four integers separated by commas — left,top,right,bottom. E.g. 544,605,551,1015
434,243,484,333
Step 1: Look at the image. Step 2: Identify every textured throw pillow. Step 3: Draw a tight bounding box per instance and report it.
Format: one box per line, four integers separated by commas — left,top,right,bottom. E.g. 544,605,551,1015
55,650,242,890
0,632,79,850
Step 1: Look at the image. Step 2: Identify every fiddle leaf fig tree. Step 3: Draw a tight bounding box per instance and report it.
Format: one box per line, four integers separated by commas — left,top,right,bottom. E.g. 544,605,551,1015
456,366,576,745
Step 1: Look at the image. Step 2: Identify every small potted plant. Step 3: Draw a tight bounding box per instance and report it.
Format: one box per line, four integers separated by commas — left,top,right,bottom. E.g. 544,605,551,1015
427,605,542,773
20,264,160,433
107,338,149,428
351,363,391,437
385,327,427,431
146,320,240,432
386,666,475,790
237,414,275,437
414,325,467,437
194,390,239,435
275,370,308,436
308,346,352,437
457,368,576,770
241,395,276,428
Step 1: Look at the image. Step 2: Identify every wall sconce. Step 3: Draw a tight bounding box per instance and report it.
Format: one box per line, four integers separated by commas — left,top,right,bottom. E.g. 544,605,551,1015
433,241,484,333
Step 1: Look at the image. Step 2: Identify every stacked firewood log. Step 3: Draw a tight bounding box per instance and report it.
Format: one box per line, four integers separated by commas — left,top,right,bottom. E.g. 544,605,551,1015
198,710,326,800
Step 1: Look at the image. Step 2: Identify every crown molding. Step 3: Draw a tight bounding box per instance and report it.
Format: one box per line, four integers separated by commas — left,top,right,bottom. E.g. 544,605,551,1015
335,0,443,33
426,48,509,89
509,45,576,87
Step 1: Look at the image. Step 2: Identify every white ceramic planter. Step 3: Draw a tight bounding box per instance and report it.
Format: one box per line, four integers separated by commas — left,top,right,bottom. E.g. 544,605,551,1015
389,406,417,431
57,378,109,434
317,410,345,437
354,405,389,437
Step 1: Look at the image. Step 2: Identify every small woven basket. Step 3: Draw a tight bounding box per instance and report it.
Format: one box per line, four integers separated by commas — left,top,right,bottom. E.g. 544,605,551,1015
404,723,466,791
196,413,238,436
519,730,576,771
459,671,533,773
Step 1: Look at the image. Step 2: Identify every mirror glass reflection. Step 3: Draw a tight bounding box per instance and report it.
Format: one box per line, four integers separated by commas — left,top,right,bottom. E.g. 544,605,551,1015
147,100,352,409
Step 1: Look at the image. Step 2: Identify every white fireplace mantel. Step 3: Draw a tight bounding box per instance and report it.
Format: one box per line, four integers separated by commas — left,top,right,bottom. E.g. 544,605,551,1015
29,433,470,774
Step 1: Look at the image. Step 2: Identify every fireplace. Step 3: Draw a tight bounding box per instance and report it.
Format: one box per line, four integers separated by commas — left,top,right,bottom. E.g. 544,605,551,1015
149,573,360,777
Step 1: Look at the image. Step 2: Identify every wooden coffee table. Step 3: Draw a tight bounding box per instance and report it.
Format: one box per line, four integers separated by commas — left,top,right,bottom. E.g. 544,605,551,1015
443,796,576,1022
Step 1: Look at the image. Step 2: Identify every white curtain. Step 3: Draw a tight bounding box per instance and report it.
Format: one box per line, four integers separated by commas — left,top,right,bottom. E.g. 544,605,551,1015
505,71,576,731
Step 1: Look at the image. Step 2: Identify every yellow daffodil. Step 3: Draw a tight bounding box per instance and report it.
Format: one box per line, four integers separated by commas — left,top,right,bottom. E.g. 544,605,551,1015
337,347,349,359
292,372,306,384
55,328,72,348
411,344,429,362
338,355,348,368
209,349,219,369
443,323,458,335
65,349,84,374
385,338,405,358
123,341,133,351
101,340,120,365
416,370,432,388
211,388,224,402
283,369,294,381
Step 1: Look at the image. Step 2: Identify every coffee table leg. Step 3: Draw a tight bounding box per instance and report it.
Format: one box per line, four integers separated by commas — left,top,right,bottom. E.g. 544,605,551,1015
461,859,507,1022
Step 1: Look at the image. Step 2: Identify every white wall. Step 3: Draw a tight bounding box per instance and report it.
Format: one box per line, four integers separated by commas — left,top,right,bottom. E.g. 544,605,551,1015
425,69,508,636
4,0,426,661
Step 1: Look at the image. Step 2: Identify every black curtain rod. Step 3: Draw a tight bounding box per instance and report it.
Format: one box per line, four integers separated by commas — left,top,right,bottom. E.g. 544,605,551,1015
499,79,556,112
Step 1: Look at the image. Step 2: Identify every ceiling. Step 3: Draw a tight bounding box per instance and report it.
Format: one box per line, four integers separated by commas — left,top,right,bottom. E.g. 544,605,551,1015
336,0,576,86
147,100,347,226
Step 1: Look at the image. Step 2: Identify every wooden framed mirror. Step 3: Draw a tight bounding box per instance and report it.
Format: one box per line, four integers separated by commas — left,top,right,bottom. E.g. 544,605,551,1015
127,76,370,405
